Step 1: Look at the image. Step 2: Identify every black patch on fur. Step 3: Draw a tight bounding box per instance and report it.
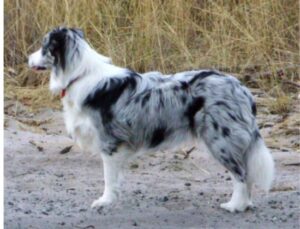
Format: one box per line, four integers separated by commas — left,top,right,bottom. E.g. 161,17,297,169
232,165,243,177
221,148,226,154
157,89,164,107
180,82,189,90
134,96,140,103
212,121,219,130
141,91,151,107
102,140,123,155
215,101,231,110
221,155,230,164
84,74,138,124
128,70,140,78
185,97,205,130
222,127,231,137
228,113,237,121
181,95,187,104
189,71,221,85
251,102,257,116
103,145,118,156
150,127,166,148
126,120,132,127
159,96,165,108
196,82,205,88
253,129,261,140
45,28,69,70
173,85,180,91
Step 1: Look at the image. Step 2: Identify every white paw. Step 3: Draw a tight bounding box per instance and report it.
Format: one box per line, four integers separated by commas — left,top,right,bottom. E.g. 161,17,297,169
91,195,115,208
220,201,253,212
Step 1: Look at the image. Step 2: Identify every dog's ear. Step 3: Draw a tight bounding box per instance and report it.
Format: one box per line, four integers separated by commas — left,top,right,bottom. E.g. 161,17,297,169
71,28,84,38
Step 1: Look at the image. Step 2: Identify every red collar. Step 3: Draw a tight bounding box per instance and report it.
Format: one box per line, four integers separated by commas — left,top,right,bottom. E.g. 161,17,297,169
60,77,82,98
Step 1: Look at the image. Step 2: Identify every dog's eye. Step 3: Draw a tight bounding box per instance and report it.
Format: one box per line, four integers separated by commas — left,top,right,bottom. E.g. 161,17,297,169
41,42,55,55
45,44,55,54
42,36,49,45
41,46,48,55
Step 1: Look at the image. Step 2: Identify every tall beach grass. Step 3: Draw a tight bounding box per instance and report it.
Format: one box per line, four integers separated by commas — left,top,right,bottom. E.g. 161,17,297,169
4,0,299,110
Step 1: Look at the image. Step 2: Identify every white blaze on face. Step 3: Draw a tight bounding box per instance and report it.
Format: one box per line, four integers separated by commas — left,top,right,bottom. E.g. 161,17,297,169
28,48,48,70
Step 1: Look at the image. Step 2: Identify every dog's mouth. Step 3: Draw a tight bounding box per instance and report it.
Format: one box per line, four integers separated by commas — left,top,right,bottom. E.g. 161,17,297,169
31,66,48,71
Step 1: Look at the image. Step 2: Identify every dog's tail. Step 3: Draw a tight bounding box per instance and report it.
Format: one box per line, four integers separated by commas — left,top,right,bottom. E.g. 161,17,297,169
246,132,275,191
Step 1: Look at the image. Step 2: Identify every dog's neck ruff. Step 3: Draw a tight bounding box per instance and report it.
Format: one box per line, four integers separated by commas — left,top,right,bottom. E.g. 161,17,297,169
60,76,82,98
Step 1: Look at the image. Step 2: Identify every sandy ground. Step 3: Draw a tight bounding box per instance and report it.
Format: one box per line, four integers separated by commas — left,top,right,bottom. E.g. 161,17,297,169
4,96,300,229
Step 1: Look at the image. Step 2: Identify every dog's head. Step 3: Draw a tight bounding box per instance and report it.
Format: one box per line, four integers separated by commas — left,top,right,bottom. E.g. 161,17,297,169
28,27,85,72
28,26,112,71
28,27,112,94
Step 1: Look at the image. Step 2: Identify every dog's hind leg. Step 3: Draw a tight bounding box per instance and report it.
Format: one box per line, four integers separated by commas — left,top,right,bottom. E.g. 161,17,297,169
221,136,274,213
202,141,253,212
91,151,128,208
198,113,255,212
220,174,253,212
199,140,253,212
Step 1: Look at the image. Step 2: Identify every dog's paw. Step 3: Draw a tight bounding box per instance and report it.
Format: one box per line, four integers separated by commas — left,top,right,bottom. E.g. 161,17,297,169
220,201,253,213
91,196,115,208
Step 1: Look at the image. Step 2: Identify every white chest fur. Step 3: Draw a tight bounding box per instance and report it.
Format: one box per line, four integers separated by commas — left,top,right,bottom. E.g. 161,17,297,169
62,98,100,153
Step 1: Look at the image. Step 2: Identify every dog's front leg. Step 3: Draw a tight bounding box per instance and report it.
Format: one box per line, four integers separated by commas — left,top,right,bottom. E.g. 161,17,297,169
91,152,123,208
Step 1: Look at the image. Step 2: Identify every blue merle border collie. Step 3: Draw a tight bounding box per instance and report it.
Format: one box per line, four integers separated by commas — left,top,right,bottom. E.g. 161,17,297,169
28,27,274,212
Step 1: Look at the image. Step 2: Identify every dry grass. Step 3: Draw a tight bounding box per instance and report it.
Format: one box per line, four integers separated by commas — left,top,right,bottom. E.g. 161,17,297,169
264,85,296,115
4,0,299,111
267,94,293,114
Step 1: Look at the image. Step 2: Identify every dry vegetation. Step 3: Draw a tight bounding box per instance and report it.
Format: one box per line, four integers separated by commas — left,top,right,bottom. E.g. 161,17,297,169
4,0,299,111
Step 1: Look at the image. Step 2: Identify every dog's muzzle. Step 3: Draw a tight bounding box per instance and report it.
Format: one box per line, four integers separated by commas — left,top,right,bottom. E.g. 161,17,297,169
28,49,48,71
